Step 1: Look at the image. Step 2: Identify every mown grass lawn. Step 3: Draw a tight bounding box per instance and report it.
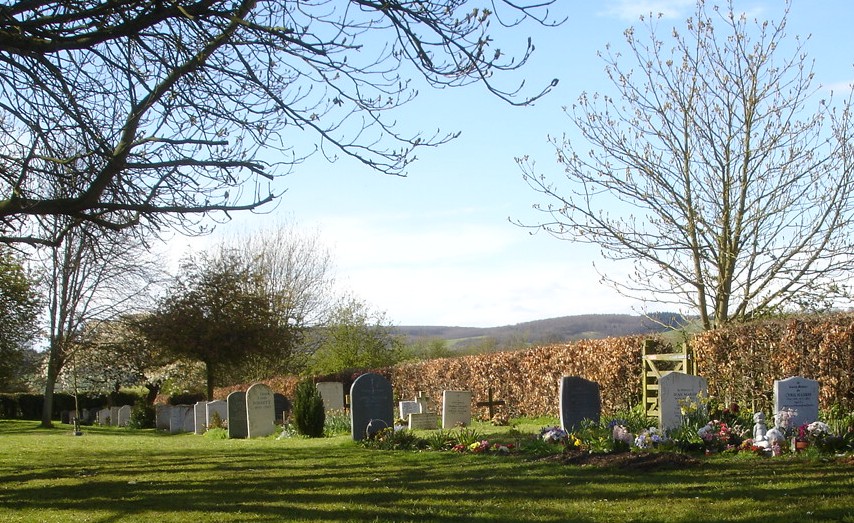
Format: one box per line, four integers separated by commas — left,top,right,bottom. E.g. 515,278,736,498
1,420,852,522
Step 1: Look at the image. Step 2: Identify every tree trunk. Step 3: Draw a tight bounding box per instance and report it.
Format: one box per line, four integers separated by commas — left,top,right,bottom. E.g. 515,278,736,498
40,341,63,428
205,362,214,400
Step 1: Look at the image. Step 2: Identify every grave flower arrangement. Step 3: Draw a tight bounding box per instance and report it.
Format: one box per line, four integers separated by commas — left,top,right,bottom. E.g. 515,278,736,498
774,408,797,438
633,427,665,449
697,420,732,452
611,424,633,452
540,426,569,445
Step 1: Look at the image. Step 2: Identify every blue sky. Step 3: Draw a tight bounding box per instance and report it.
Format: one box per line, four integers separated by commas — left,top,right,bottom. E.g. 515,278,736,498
170,1,854,328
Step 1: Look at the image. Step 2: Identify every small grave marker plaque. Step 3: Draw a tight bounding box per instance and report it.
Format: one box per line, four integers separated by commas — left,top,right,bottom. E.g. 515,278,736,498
408,412,439,430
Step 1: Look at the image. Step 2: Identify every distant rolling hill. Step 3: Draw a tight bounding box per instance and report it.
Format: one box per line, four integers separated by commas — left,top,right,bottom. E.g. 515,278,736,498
395,313,684,352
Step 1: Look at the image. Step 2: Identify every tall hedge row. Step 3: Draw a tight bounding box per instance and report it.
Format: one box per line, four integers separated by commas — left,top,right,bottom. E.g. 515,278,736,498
213,314,854,418
0,391,141,420
390,336,645,418
692,314,854,412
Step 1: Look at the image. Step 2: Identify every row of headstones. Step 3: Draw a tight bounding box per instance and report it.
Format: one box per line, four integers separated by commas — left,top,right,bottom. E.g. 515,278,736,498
348,372,822,441
153,383,291,438
95,405,134,427
348,373,491,440
558,374,821,432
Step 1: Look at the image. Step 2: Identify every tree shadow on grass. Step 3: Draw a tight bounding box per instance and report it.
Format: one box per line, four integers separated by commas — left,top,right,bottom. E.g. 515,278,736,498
1,424,852,522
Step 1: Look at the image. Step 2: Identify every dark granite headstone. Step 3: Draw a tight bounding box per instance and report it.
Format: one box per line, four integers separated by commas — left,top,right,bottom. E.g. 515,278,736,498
349,373,394,441
227,391,248,439
559,376,601,432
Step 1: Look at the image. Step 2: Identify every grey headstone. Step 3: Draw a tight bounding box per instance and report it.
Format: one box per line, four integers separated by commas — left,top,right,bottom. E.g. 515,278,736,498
659,372,708,432
193,401,207,434
117,405,132,427
349,373,394,441
316,382,345,412
559,376,601,432
246,383,276,438
442,390,472,429
110,406,120,427
155,404,172,430
206,400,228,429
97,408,111,426
169,405,194,434
227,391,248,439
774,376,820,428
399,400,421,420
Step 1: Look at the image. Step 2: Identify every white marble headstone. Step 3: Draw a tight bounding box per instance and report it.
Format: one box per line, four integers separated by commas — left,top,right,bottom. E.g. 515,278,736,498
442,391,472,429
774,376,819,428
117,405,132,427
246,383,276,438
658,372,708,432
193,401,207,434
315,382,345,412
399,400,421,420
206,400,228,428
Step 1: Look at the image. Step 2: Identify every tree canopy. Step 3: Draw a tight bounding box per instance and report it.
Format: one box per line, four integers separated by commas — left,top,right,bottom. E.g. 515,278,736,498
518,1,854,329
0,0,559,245
141,249,293,399
0,247,39,391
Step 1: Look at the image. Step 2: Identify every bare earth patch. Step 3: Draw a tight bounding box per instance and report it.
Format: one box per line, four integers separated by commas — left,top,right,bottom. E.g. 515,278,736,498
537,451,703,471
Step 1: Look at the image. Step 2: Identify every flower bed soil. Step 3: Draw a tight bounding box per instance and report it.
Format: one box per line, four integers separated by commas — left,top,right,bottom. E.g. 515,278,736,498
537,451,703,471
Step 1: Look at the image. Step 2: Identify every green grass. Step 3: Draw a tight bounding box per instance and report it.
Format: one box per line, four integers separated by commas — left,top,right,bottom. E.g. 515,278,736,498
1,420,852,522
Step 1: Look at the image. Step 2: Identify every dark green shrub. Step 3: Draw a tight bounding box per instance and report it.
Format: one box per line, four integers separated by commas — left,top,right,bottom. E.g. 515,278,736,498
0,394,19,418
111,390,144,407
292,379,325,438
18,394,42,420
52,393,76,417
128,402,155,429
167,392,206,405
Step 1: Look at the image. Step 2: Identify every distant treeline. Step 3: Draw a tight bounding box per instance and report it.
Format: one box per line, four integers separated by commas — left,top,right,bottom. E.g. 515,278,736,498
395,313,686,350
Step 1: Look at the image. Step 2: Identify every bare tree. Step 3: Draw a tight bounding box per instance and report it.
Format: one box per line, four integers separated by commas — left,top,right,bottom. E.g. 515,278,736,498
37,222,159,427
518,1,854,329
0,0,560,246
224,221,337,377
